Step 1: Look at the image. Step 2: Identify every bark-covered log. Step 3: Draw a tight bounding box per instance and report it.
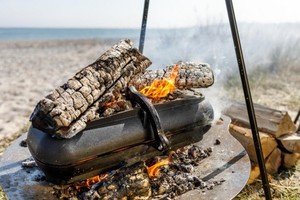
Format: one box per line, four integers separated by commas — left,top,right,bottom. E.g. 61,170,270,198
223,100,297,138
132,62,214,91
30,40,151,138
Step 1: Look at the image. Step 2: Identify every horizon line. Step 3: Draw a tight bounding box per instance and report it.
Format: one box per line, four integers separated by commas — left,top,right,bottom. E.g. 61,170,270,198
1,22,299,29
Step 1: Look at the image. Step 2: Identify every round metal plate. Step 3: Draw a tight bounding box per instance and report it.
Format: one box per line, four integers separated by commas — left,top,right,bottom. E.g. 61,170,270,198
0,116,250,199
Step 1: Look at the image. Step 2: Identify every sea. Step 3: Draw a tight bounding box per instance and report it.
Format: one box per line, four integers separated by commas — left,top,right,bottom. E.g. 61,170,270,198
0,28,179,41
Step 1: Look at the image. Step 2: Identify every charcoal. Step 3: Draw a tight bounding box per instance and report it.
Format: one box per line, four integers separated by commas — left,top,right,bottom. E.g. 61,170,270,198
207,183,215,190
132,62,214,91
30,40,151,138
19,139,27,147
21,157,37,168
99,99,133,118
81,162,151,200
214,139,221,145
148,144,226,198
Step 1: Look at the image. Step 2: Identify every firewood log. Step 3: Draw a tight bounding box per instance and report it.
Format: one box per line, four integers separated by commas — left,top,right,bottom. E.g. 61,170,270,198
224,101,296,138
265,148,282,174
81,162,151,199
229,124,278,163
277,134,300,153
247,164,260,184
282,152,300,168
247,163,273,185
132,62,214,90
30,40,151,138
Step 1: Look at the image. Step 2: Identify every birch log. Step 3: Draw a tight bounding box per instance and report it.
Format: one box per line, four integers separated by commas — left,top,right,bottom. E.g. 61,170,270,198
30,40,151,138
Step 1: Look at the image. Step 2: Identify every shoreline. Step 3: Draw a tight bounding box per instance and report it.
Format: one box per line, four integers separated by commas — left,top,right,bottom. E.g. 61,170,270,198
0,38,120,139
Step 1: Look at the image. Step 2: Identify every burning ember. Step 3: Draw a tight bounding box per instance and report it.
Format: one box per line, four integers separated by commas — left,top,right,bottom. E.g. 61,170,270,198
147,157,171,178
53,144,225,199
73,174,108,191
139,65,179,100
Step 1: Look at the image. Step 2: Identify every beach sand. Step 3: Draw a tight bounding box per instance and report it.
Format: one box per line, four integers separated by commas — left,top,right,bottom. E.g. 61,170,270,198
0,39,119,139
1,38,299,141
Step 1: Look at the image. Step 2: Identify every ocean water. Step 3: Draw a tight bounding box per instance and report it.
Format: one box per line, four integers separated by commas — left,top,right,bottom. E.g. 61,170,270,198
0,28,180,41
0,28,142,40
1,24,299,71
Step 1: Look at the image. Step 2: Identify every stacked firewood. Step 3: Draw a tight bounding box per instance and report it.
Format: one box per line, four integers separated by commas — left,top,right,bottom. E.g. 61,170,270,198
30,39,214,139
223,101,300,184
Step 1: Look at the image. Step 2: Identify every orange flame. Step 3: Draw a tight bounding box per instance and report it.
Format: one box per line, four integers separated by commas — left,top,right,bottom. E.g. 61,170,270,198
74,174,108,190
140,65,179,100
147,157,170,178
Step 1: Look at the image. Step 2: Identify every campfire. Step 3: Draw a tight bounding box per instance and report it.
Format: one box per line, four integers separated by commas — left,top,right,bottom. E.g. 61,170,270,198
27,39,217,199
139,64,179,101
52,144,225,199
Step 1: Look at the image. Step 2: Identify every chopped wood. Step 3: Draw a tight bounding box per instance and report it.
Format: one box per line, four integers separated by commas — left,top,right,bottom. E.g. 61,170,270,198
247,163,273,185
132,62,214,91
277,134,300,153
265,148,282,174
229,124,278,163
30,40,151,138
247,164,260,184
223,101,296,138
282,152,300,169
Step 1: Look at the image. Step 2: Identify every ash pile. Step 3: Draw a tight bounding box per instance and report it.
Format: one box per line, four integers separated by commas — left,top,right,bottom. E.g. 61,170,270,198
53,144,225,200
26,39,220,199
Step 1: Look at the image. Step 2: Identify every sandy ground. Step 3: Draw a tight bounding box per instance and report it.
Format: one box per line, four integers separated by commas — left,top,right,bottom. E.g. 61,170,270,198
0,38,299,199
0,39,118,139
1,38,299,140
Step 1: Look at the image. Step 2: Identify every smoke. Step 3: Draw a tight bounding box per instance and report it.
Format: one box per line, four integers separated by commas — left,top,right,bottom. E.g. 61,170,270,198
141,23,300,117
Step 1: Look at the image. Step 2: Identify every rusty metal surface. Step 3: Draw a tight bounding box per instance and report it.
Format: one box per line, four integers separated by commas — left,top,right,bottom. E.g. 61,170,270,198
0,116,250,200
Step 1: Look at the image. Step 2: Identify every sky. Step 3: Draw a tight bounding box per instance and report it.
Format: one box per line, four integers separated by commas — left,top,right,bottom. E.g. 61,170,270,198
0,0,300,28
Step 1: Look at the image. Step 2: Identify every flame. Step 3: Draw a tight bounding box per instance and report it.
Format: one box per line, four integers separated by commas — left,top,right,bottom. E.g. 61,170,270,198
74,174,108,190
139,65,179,100
147,157,170,178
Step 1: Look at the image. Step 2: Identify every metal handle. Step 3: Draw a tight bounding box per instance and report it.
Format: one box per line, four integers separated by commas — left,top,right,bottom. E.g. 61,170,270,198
126,86,169,151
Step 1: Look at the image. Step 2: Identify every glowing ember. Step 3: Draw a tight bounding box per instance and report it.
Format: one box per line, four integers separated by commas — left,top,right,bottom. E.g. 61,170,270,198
104,99,117,107
147,157,171,178
139,65,179,100
74,174,108,190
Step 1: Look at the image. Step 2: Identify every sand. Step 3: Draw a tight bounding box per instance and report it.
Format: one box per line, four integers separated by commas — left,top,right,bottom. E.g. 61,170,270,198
1,38,299,141
0,39,119,139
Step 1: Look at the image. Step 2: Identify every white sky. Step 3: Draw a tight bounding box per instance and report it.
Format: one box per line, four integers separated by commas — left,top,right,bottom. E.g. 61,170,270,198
0,0,300,28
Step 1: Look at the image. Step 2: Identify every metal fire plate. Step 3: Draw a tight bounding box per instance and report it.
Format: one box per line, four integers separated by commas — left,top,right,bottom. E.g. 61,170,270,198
0,116,250,200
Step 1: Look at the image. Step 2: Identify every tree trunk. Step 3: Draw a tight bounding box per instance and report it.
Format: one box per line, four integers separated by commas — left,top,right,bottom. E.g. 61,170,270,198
30,40,151,138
